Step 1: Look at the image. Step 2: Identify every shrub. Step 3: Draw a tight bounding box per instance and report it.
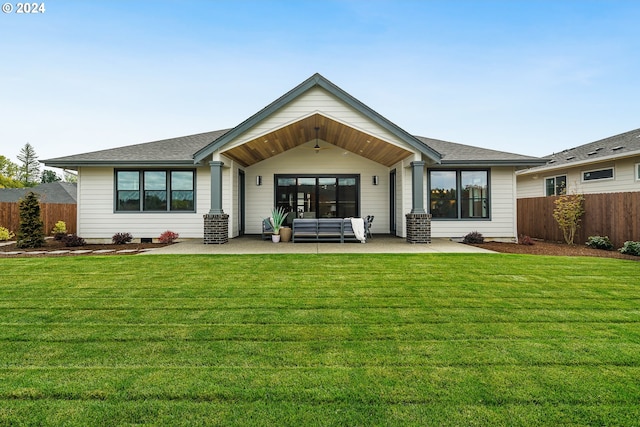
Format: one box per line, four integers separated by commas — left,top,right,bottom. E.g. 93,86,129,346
158,230,179,244
0,226,15,241
16,191,45,248
112,232,133,245
63,234,86,247
552,193,585,245
586,236,614,251
619,241,640,256
51,221,67,240
518,235,534,245
462,231,484,244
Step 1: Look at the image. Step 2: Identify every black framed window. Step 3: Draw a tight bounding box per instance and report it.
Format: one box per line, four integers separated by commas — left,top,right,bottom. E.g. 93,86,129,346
429,170,489,219
275,174,359,220
582,168,613,182
115,170,195,212
545,175,566,196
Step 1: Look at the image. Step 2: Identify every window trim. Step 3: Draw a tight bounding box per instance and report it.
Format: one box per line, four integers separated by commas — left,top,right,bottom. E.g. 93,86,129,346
581,167,614,183
427,169,490,221
114,169,196,213
635,163,640,181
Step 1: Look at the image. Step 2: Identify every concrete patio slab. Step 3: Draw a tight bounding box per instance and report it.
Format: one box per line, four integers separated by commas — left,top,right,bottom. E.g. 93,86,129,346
141,235,495,255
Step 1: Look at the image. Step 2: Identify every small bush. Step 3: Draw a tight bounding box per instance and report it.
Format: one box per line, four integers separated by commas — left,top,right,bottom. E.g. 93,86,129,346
586,236,614,251
112,232,133,245
463,231,484,244
52,221,67,240
0,226,15,241
158,230,179,244
619,241,640,256
518,235,534,245
63,234,86,247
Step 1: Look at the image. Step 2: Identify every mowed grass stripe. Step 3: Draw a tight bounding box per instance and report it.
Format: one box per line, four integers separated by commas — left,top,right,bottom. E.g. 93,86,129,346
1,366,639,404
2,322,639,342
2,339,640,367
1,253,639,425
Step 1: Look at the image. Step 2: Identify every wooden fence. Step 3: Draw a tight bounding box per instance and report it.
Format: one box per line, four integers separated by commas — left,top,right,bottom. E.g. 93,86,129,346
518,192,640,248
0,202,77,236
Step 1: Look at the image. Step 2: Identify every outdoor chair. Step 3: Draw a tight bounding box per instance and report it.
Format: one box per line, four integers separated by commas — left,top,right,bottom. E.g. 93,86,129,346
261,217,274,240
364,215,374,240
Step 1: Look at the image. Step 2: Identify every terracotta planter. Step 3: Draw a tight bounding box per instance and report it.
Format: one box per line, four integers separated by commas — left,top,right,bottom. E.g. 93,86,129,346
279,227,292,242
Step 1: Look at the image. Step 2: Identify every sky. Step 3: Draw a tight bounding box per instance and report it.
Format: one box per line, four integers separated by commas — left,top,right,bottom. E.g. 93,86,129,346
1,0,639,170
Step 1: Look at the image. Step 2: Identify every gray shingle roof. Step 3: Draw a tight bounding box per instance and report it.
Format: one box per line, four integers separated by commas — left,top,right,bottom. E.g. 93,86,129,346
520,127,640,174
0,182,77,204
43,128,544,168
43,129,231,167
415,136,545,166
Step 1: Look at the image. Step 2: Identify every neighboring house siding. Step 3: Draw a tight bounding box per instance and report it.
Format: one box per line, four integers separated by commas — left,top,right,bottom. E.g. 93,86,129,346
77,166,210,241
517,156,640,198
240,144,390,236
430,167,517,240
224,87,412,153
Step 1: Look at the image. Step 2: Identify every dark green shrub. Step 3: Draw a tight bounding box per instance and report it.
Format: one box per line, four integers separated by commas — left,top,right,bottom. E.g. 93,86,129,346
586,236,614,251
619,241,640,256
63,234,86,247
16,191,45,248
112,232,133,245
463,231,484,244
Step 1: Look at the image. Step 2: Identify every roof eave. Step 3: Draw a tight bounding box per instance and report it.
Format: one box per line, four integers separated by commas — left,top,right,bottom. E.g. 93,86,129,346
42,160,196,168
439,159,547,168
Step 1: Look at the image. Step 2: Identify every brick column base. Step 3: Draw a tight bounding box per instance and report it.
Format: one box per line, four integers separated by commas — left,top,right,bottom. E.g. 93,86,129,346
203,214,229,244
406,213,432,244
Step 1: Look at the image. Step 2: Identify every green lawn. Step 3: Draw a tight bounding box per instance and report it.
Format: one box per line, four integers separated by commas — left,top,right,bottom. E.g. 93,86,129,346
1,254,639,426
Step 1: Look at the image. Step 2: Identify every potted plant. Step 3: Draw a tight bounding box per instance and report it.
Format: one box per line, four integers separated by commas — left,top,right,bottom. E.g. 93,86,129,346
270,206,287,242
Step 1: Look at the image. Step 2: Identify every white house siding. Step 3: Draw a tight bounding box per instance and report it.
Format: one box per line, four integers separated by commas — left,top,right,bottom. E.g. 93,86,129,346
223,87,412,152
241,144,390,236
517,156,640,198
77,166,210,242
430,167,518,240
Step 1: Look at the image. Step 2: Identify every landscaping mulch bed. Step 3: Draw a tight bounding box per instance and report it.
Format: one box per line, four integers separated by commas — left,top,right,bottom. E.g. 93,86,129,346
470,240,639,261
0,239,168,257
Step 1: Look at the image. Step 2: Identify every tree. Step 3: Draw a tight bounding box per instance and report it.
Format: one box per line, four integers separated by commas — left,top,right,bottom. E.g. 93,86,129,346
553,193,585,245
41,169,62,183
16,191,45,248
63,170,78,183
17,143,41,187
0,155,23,188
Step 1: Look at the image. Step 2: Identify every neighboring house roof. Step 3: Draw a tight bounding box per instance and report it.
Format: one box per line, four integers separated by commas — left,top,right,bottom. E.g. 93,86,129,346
0,182,77,204
518,127,640,175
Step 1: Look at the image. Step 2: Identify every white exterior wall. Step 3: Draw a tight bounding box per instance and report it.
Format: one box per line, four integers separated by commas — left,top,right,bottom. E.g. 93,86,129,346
76,166,210,242
242,144,390,235
517,156,640,198
430,167,518,240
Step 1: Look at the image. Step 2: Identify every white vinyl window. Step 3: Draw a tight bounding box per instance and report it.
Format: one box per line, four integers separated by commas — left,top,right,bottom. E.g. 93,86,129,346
636,163,640,181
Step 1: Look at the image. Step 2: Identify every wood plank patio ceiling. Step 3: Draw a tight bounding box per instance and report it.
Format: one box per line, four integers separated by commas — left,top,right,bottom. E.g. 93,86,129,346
221,114,414,167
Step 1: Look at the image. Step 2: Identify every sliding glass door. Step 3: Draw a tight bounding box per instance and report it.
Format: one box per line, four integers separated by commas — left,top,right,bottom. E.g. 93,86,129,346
275,174,359,221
